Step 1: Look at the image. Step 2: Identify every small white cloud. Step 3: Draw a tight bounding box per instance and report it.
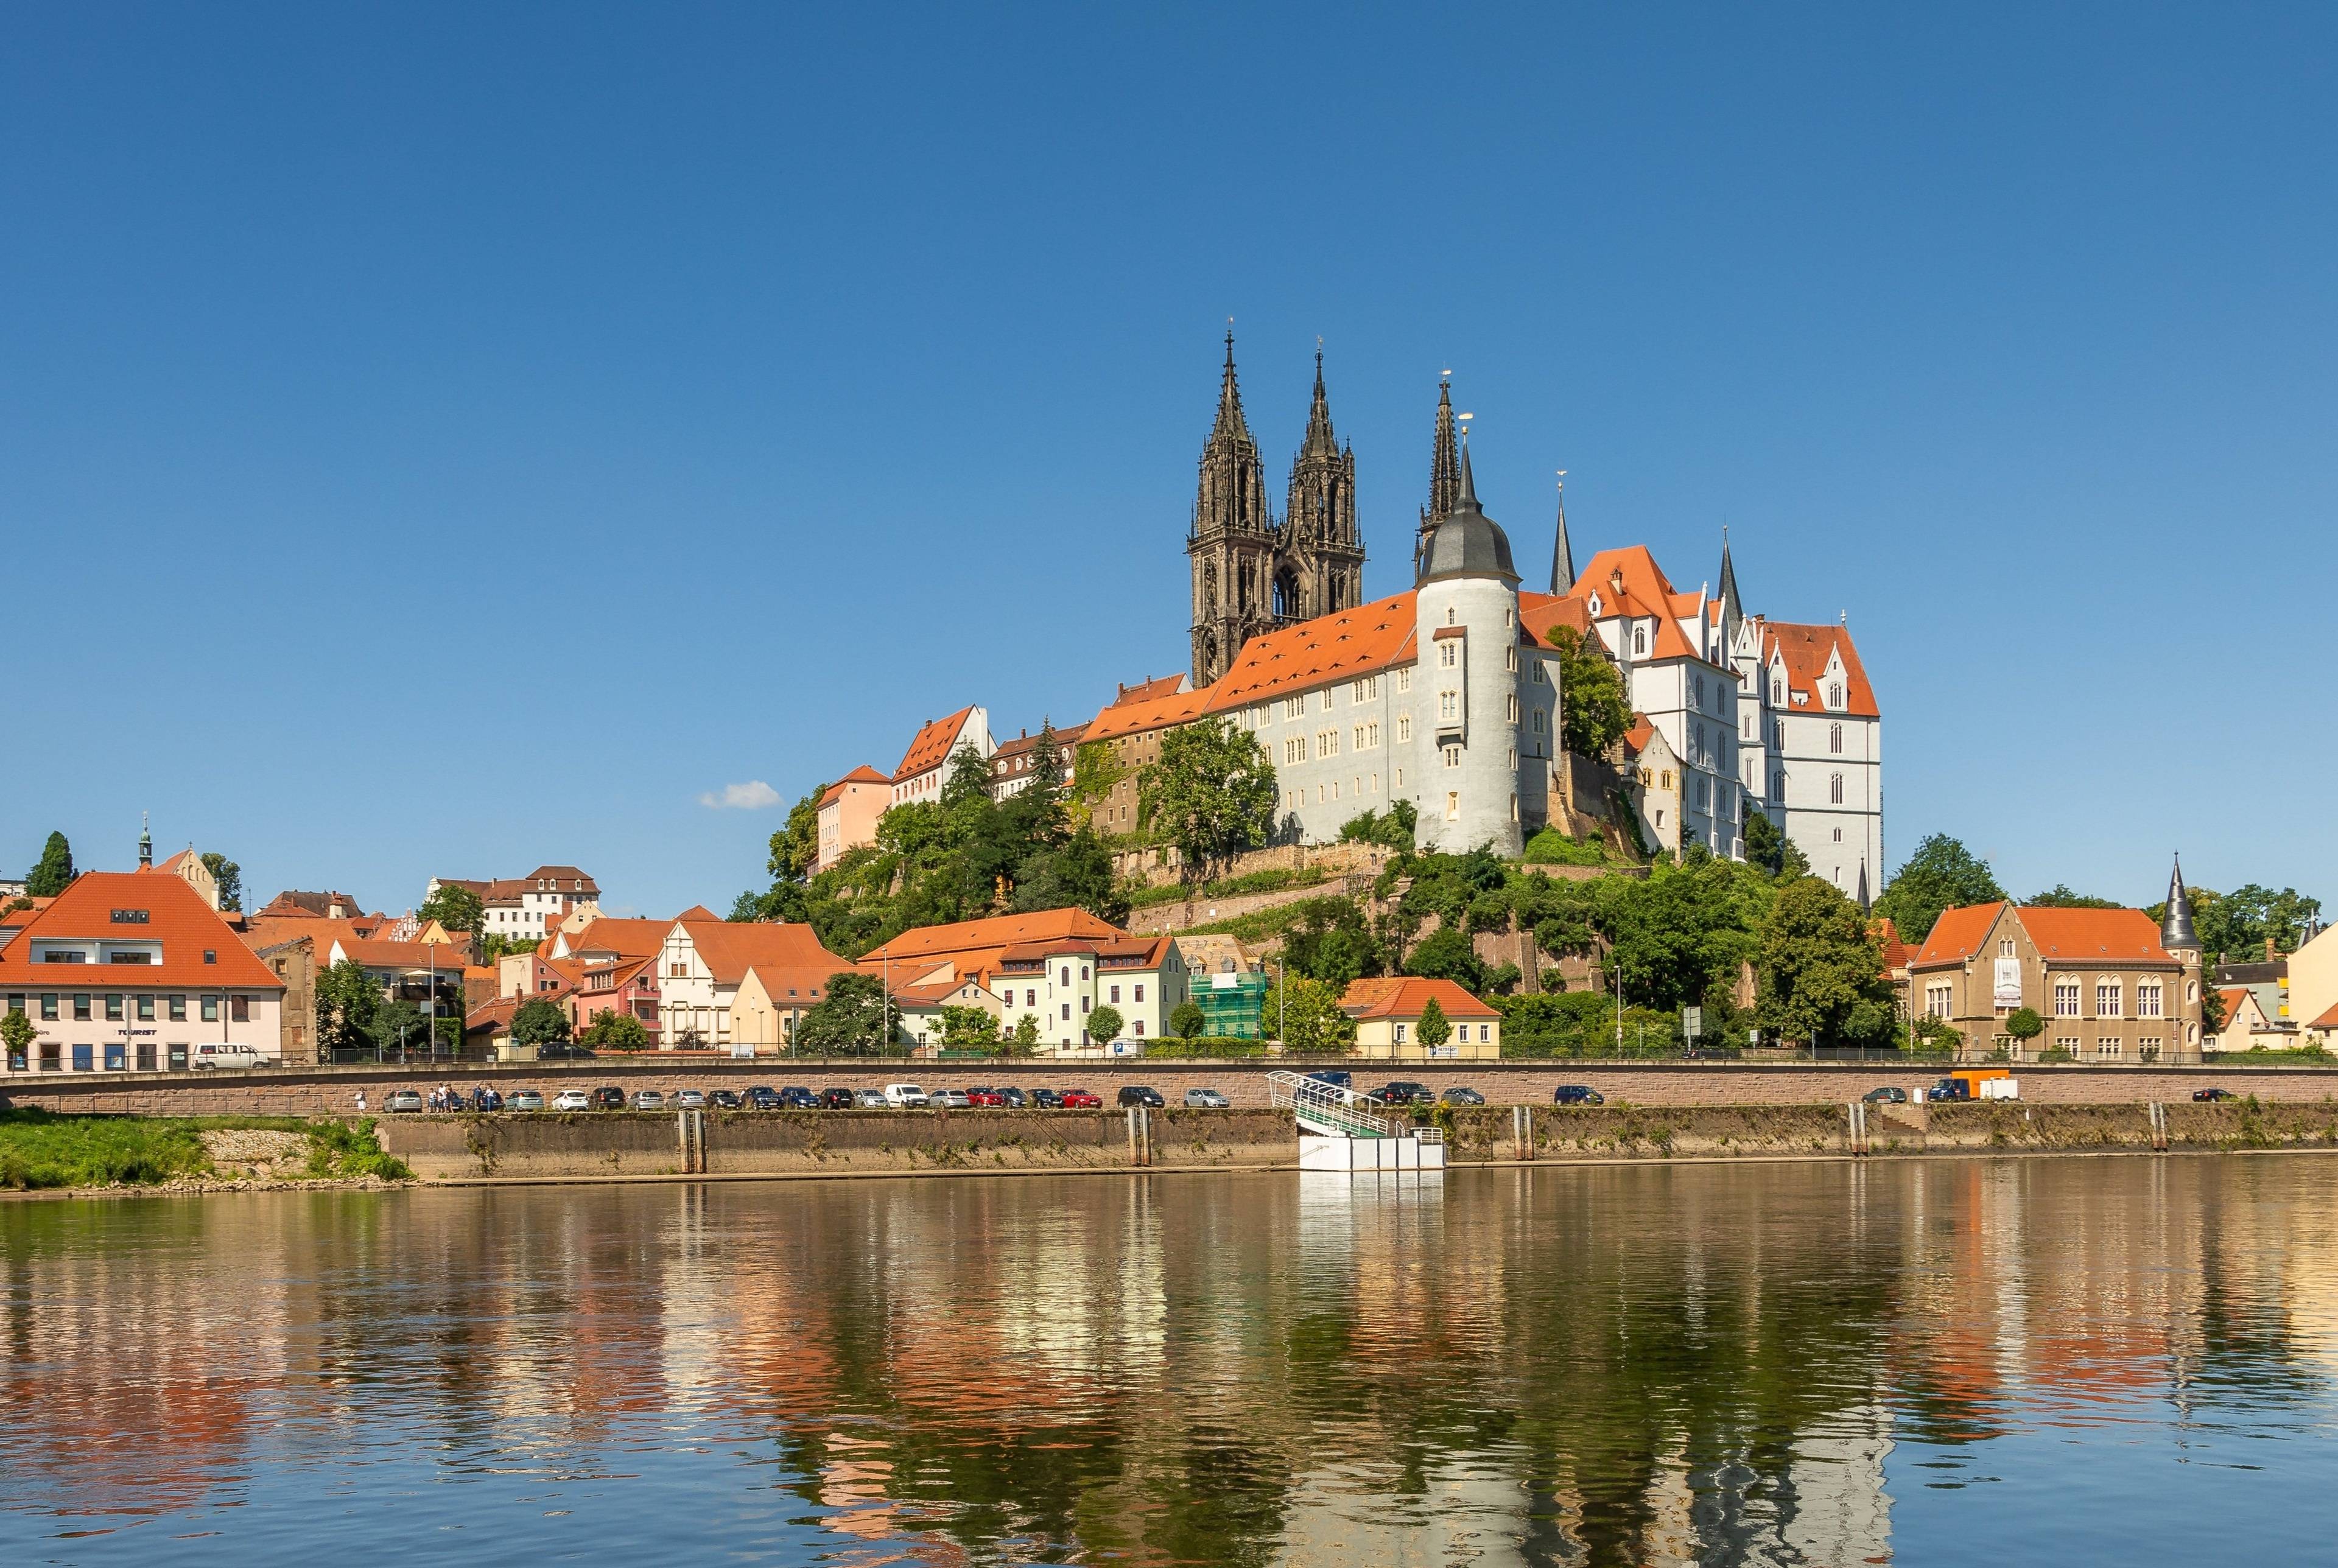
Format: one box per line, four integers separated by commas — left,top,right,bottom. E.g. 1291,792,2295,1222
700,780,783,810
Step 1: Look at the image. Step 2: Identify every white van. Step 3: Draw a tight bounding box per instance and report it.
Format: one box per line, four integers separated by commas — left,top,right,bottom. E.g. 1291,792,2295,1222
191,1043,271,1070
882,1082,930,1108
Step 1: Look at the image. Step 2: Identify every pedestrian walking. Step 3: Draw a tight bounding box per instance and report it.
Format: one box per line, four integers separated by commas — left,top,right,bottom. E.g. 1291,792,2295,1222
354,1088,368,1113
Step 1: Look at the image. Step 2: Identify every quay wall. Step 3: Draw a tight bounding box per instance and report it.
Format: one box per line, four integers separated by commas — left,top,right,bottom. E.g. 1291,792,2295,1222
7,1059,2338,1119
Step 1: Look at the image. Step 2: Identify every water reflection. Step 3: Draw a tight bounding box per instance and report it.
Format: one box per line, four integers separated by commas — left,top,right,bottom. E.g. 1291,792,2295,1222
2,1157,2336,1565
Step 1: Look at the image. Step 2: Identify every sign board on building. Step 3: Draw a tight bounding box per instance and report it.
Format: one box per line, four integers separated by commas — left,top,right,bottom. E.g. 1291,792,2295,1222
1993,958,2023,1009
1682,1006,1704,1040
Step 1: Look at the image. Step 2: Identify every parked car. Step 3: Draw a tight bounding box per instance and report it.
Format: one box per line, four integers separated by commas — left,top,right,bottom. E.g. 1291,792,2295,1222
930,1088,972,1110
1372,1081,1434,1105
630,1089,667,1110
550,1088,592,1111
468,1087,504,1111
591,1085,625,1110
536,1042,596,1060
778,1085,819,1110
1304,1069,1353,1090
967,1086,1011,1108
995,1086,1029,1108
1551,1085,1605,1105
745,1085,784,1110
1031,1088,1064,1108
883,1083,931,1108
853,1088,887,1107
192,1043,269,1070
508,1090,546,1111
2193,1087,2238,1102
674,1088,707,1108
1862,1086,1909,1104
1058,1089,1101,1109
1184,1087,1229,1108
384,1088,424,1113
1928,1077,1971,1102
1117,1085,1165,1108
1439,1087,1485,1105
820,1087,856,1110
708,1089,743,1110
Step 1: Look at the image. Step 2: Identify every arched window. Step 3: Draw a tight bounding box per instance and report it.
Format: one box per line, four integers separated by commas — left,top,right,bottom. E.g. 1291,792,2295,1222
1771,677,1783,704
1829,772,1844,804
1829,723,1844,755
1633,626,1647,657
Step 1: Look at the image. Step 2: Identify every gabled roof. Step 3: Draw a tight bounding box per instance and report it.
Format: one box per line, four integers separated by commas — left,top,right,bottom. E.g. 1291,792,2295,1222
328,937,465,972
864,908,1126,989
1338,976,1498,1021
255,889,365,920
2311,1001,2338,1030
992,724,1087,761
1084,684,1213,743
2217,987,2258,1024
1757,619,1881,718
1562,547,1707,663
819,765,891,806
1201,590,1420,713
0,871,284,990
555,917,670,961
525,866,597,891
1911,903,2177,969
1105,673,1192,708
676,917,849,989
1516,590,1592,650
893,706,978,782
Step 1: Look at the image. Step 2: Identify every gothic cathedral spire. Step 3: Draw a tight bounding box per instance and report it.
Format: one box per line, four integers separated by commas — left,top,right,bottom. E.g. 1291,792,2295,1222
1283,344,1362,622
1550,472,1575,594
1419,376,1461,575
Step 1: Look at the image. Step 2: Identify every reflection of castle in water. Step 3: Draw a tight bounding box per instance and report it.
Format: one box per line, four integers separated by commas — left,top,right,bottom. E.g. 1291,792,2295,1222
1,1158,2333,1566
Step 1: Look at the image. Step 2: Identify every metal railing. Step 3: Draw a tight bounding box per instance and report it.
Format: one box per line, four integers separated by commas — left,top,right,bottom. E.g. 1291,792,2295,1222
1267,1069,1392,1139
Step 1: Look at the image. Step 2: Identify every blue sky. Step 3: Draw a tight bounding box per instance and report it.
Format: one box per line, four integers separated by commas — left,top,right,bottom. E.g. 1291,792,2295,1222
4,4,2331,919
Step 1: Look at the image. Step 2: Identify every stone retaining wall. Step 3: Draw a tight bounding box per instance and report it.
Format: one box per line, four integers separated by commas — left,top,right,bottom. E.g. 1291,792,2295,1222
376,1107,1296,1180
5,1059,2336,1118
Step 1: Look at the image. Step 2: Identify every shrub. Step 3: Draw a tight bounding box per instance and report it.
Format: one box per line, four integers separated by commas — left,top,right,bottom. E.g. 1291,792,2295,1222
2037,1045,2075,1063
1171,999,1206,1039
1522,828,1605,867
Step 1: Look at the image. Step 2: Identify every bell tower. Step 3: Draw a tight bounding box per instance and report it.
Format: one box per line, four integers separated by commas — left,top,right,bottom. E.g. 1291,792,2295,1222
1281,345,1364,624
1188,331,1278,686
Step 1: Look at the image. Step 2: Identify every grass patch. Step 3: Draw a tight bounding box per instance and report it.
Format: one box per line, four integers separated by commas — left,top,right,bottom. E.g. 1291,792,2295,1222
0,1109,409,1190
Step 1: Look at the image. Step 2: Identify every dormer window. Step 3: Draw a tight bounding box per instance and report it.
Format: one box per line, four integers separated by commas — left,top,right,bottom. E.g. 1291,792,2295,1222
1828,681,1844,707
1632,626,1646,657
1587,592,1602,615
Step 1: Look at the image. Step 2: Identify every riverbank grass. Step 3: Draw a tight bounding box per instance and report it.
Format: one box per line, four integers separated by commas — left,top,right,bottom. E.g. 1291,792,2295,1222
0,1110,410,1190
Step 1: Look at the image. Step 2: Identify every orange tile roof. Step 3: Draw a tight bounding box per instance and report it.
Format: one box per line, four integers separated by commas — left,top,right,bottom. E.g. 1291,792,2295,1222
1559,546,1710,663
1202,591,1421,713
1338,976,1498,1021
819,765,891,806
864,908,1125,989
992,723,1087,760
1083,684,1213,743
1622,714,1658,757
1105,673,1191,708
1909,903,2006,968
2310,1001,2338,1030
560,917,669,960
893,706,977,782
1758,619,1881,718
2013,906,2174,964
678,918,850,989
329,937,466,971
2217,987,2255,1022
0,870,285,991
1517,590,1592,650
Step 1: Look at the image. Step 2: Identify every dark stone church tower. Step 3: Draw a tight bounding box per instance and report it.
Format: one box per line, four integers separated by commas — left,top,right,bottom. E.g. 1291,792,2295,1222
1187,335,1366,686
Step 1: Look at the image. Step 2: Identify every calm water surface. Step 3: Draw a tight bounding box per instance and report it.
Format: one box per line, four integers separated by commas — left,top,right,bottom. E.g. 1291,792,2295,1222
4,1157,2337,1566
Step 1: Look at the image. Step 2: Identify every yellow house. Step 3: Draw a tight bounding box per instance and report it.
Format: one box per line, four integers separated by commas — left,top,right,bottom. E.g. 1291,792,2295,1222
1339,977,1501,1061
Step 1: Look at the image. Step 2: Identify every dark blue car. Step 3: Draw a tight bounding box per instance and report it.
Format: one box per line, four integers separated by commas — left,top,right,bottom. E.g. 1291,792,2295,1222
1551,1085,1605,1106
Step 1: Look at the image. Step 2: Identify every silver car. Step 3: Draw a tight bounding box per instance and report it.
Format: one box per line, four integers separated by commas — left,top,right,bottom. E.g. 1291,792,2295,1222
854,1088,887,1107
930,1088,971,1110
630,1089,667,1110
674,1088,707,1108
1184,1088,1230,1108
508,1090,546,1111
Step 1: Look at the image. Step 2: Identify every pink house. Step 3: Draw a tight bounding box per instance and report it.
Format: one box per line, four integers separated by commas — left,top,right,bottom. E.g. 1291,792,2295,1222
815,766,891,873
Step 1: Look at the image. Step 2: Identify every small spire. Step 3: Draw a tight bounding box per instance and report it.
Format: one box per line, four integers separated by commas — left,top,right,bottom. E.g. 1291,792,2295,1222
2161,853,2200,951
1422,378,1461,530
138,811,152,869
1456,418,1478,508
1718,525,1743,625
1551,470,1574,594
1856,858,1870,912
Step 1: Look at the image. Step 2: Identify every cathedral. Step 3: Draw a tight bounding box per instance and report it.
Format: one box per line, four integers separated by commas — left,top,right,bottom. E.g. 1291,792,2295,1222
1185,335,1367,686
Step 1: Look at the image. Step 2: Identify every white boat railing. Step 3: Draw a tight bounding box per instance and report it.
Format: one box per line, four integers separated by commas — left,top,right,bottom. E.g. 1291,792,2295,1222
1268,1070,1412,1139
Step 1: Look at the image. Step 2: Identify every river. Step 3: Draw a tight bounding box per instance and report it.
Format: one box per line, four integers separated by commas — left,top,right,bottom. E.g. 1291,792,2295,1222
3,1157,2336,1565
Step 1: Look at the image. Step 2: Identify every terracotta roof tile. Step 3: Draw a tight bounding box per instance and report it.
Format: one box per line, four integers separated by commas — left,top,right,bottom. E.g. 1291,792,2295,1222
0,871,285,990
678,918,849,989
1909,903,2006,968
1083,685,1213,743
2013,906,2175,964
1201,591,1420,713
1757,620,1881,718
893,706,977,782
1338,976,1498,1021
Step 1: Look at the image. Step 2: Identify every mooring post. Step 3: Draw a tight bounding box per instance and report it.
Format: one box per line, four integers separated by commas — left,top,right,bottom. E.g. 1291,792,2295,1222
1513,1103,1533,1161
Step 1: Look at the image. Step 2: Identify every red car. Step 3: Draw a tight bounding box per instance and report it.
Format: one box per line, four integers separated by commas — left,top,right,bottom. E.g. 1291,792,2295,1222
964,1087,1008,1108
1058,1088,1101,1109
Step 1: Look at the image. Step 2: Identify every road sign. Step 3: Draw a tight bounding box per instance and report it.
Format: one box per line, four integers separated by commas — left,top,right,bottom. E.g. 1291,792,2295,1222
1682,1006,1703,1040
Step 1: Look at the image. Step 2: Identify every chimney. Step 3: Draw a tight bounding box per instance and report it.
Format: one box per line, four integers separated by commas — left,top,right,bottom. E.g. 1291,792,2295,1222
2267,936,2278,962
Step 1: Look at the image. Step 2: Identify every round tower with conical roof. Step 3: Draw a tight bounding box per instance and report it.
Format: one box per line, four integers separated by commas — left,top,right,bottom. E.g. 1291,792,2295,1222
2161,853,2205,1063
1412,433,1524,856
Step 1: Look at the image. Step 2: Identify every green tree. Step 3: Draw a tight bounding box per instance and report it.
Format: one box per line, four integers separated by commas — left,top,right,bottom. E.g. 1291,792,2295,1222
1594,853,1768,1012
25,831,74,898
1337,801,1417,851
768,787,825,883
1139,717,1277,881
1171,999,1206,1039
1283,898,1381,987
1403,924,1486,993
2024,884,2116,909
1756,877,1897,1048
511,996,572,1048
1263,973,1354,1054
795,971,900,1055
1873,834,2006,947
1547,626,1633,755
315,958,381,1057
1010,1013,1043,1053
1014,825,1130,922
1086,1003,1125,1044
936,1004,1001,1052
1743,814,1809,880
1,1009,36,1065
419,881,485,934
2160,883,2326,965
581,1009,652,1050
198,852,244,912
1415,995,1452,1050
2005,1006,2045,1051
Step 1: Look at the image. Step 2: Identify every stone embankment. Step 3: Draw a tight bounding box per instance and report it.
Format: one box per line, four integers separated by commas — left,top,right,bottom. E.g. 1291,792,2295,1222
8,1059,2338,1119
